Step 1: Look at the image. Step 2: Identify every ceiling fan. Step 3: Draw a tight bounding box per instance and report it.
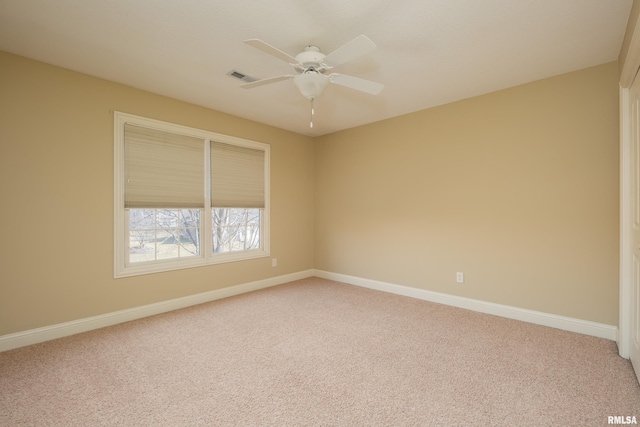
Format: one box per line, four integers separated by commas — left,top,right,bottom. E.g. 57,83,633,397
240,35,384,128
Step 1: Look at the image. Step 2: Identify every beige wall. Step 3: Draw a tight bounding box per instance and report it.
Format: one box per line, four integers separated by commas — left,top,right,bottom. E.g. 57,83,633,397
314,62,620,325
0,52,315,335
0,51,621,336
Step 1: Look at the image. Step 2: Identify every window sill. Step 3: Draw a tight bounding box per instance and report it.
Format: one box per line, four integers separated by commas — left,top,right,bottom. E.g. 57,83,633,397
114,249,270,278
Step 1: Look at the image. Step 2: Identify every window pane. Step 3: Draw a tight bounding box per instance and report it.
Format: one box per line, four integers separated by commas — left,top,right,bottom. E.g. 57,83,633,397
246,222,261,250
180,209,200,228
129,230,155,263
129,209,154,230
212,224,228,253
156,230,179,259
128,208,201,263
227,225,241,251
179,228,199,258
212,208,261,254
157,209,179,228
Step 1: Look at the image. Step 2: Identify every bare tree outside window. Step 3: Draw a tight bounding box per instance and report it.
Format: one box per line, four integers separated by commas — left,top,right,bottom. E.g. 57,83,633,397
128,207,261,263
212,208,261,253
128,209,201,263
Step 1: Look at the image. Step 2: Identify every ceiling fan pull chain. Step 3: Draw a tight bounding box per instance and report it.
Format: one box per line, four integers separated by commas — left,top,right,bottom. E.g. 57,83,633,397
309,98,315,128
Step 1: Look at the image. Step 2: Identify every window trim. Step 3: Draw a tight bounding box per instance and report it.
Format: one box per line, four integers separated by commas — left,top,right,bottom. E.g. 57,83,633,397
114,112,270,278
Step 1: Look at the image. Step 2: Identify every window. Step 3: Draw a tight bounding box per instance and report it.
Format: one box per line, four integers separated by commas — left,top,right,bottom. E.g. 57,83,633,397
114,112,269,278
129,209,201,262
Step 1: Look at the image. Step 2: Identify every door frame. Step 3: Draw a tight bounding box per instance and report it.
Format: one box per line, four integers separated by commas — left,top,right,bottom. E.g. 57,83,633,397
618,7,640,361
619,84,632,359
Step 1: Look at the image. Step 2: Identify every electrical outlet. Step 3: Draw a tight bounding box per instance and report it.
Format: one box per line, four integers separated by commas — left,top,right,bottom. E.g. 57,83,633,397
456,272,464,283
272,258,277,267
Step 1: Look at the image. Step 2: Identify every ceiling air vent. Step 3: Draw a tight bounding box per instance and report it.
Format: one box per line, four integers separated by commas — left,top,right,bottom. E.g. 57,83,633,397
227,70,257,83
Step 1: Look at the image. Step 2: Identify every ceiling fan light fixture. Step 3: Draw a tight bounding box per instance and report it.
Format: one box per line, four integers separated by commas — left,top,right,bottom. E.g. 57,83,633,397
243,35,383,130
293,72,329,100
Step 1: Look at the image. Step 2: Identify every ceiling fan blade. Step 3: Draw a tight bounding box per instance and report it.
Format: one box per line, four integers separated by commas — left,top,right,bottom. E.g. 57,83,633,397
329,73,384,95
240,75,294,89
244,39,298,64
323,35,377,68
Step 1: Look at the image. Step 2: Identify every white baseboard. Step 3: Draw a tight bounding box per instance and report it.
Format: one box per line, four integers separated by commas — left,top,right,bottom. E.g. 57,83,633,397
313,269,618,341
0,270,314,352
1,269,617,353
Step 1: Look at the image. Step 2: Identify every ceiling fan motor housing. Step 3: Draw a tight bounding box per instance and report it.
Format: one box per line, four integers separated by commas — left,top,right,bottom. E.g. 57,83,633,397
295,46,328,73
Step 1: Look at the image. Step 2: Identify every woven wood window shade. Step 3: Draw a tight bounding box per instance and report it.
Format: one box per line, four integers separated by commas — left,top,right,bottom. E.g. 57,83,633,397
210,141,265,208
124,124,204,208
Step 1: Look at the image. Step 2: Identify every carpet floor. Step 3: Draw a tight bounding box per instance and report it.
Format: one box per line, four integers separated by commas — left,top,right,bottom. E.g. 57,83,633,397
1,277,639,426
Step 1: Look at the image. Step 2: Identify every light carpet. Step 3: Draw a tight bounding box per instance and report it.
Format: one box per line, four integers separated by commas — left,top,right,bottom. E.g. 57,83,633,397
1,277,639,426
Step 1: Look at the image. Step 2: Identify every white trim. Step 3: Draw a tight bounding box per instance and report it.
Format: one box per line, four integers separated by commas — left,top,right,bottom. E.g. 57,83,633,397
620,85,632,358
620,13,640,89
113,111,271,278
314,270,618,341
2,268,617,353
0,270,314,353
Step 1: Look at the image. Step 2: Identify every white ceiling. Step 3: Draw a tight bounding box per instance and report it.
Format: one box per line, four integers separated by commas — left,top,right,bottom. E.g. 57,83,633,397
0,1,633,136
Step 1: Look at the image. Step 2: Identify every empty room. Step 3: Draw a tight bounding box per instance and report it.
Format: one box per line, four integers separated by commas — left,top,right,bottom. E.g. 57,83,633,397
1,1,640,425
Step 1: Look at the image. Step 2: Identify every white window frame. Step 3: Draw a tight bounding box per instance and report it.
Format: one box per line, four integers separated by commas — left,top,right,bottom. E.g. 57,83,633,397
114,112,270,278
